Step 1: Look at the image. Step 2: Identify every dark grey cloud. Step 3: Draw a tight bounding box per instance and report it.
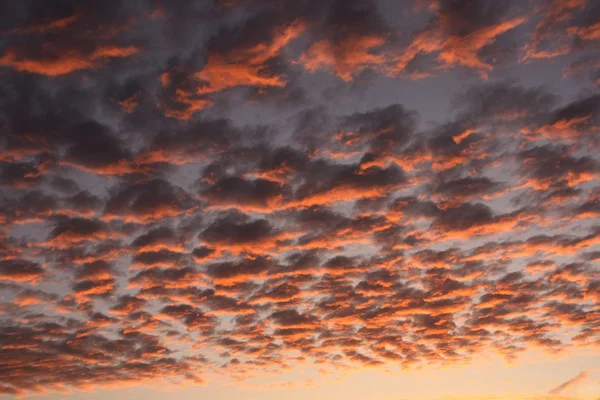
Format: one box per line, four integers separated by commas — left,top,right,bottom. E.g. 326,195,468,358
0,0,599,397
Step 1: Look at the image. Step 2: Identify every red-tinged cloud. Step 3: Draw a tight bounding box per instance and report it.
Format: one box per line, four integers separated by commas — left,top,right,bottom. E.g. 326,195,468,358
518,144,599,190
0,45,139,76
0,260,44,283
160,17,305,119
104,179,196,223
564,54,600,85
429,202,533,239
428,176,507,206
131,226,186,253
524,94,600,139
110,295,147,315
159,304,215,332
10,14,79,34
0,3,140,77
201,177,291,212
524,0,591,60
437,17,526,73
57,120,137,175
135,118,240,165
196,19,305,94
44,217,117,248
0,1,599,397
301,35,387,81
71,260,117,299
299,0,400,80
291,162,406,207
199,215,296,254
393,1,527,77
132,249,187,269
129,267,205,291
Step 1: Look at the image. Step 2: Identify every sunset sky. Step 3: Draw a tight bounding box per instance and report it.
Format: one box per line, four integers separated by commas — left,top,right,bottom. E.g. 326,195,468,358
0,0,599,399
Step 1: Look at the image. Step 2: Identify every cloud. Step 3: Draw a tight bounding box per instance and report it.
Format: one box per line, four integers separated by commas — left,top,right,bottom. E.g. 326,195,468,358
0,0,599,397
524,0,598,60
0,1,140,76
45,217,116,247
0,260,45,283
199,213,294,254
549,370,589,395
104,179,197,222
0,46,138,76
393,0,527,77
300,0,390,80
201,176,291,212
292,161,407,206
59,120,134,175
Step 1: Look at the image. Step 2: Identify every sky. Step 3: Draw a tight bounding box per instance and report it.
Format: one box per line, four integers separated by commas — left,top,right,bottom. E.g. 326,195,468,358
0,0,599,399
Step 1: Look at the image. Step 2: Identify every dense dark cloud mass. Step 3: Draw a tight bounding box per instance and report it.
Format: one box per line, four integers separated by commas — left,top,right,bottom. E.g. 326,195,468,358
0,0,599,398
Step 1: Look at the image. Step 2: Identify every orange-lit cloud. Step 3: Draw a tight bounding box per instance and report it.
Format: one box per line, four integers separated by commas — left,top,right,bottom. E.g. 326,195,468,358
301,35,387,81
1,1,600,398
0,45,139,76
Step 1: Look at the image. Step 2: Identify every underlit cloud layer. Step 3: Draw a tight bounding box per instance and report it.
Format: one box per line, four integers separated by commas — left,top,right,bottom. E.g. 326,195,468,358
0,0,599,398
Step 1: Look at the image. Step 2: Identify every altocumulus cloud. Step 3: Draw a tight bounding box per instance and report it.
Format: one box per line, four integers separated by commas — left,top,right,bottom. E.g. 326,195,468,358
0,0,599,397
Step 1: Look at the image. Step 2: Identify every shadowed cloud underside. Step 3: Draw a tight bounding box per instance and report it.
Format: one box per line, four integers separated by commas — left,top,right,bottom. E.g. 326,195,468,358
0,0,599,399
